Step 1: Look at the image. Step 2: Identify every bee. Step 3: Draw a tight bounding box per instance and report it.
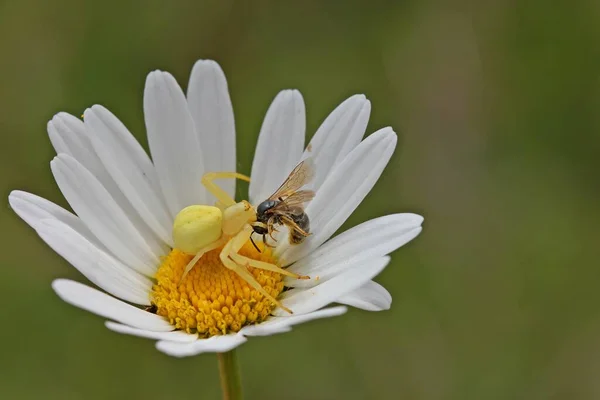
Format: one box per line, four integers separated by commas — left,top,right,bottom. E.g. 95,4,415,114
251,158,316,248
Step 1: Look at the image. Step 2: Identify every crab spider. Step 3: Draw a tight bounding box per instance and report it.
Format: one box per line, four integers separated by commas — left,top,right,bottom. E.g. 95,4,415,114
172,172,308,314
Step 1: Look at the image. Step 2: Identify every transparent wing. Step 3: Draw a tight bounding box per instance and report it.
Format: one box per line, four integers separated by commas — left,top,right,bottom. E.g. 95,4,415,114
268,158,315,200
280,190,315,207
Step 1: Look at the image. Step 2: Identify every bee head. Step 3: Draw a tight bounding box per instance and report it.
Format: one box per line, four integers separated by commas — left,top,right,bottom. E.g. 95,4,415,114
251,222,269,235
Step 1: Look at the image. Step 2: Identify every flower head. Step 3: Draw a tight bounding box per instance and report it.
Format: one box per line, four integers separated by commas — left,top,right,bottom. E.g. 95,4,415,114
9,59,423,357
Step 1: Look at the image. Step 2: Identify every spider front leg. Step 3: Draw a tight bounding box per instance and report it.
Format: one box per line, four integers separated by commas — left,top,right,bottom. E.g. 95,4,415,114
220,255,293,314
219,226,297,314
229,251,309,280
202,171,251,207
227,226,308,280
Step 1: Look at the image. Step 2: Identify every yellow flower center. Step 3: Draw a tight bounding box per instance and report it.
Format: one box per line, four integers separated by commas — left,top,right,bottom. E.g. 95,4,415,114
152,241,284,337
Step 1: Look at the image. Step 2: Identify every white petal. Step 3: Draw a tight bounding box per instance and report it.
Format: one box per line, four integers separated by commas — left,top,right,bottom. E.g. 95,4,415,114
84,108,160,189
288,214,423,278
48,113,104,177
48,113,127,203
51,154,159,276
284,223,421,289
240,306,347,336
337,281,391,311
48,113,168,259
105,322,198,342
285,255,368,289
278,128,397,263
144,70,207,216
274,257,390,316
37,219,152,305
84,105,173,245
47,118,70,154
187,60,236,199
8,190,103,249
249,90,305,204
52,279,173,331
302,95,371,191
155,334,247,358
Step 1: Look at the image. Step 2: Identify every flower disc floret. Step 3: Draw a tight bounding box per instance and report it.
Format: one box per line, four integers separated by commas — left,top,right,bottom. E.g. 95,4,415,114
152,241,284,336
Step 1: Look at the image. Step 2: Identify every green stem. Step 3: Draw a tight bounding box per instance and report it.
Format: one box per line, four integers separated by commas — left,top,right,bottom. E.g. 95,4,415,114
217,350,243,400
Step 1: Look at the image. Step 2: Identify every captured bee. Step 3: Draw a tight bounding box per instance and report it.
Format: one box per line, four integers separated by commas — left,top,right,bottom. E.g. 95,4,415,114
251,158,316,247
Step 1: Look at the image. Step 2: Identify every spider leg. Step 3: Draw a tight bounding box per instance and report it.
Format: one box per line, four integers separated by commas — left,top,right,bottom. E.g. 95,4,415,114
178,236,228,285
229,252,309,280
220,227,292,314
202,172,251,207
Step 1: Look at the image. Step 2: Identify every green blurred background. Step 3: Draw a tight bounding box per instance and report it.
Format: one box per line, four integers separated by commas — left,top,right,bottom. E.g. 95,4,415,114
2,0,600,399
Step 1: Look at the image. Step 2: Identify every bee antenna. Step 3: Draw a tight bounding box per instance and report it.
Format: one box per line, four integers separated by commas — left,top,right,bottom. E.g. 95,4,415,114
250,234,261,253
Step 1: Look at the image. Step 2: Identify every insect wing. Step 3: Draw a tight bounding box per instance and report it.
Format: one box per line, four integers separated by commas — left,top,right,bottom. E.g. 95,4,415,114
268,158,315,201
280,190,315,208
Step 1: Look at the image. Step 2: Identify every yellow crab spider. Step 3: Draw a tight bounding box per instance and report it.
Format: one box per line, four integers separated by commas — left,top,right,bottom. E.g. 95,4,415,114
172,172,308,314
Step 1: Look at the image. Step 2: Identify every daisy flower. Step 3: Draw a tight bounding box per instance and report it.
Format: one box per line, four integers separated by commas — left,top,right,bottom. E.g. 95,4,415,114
9,59,423,358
